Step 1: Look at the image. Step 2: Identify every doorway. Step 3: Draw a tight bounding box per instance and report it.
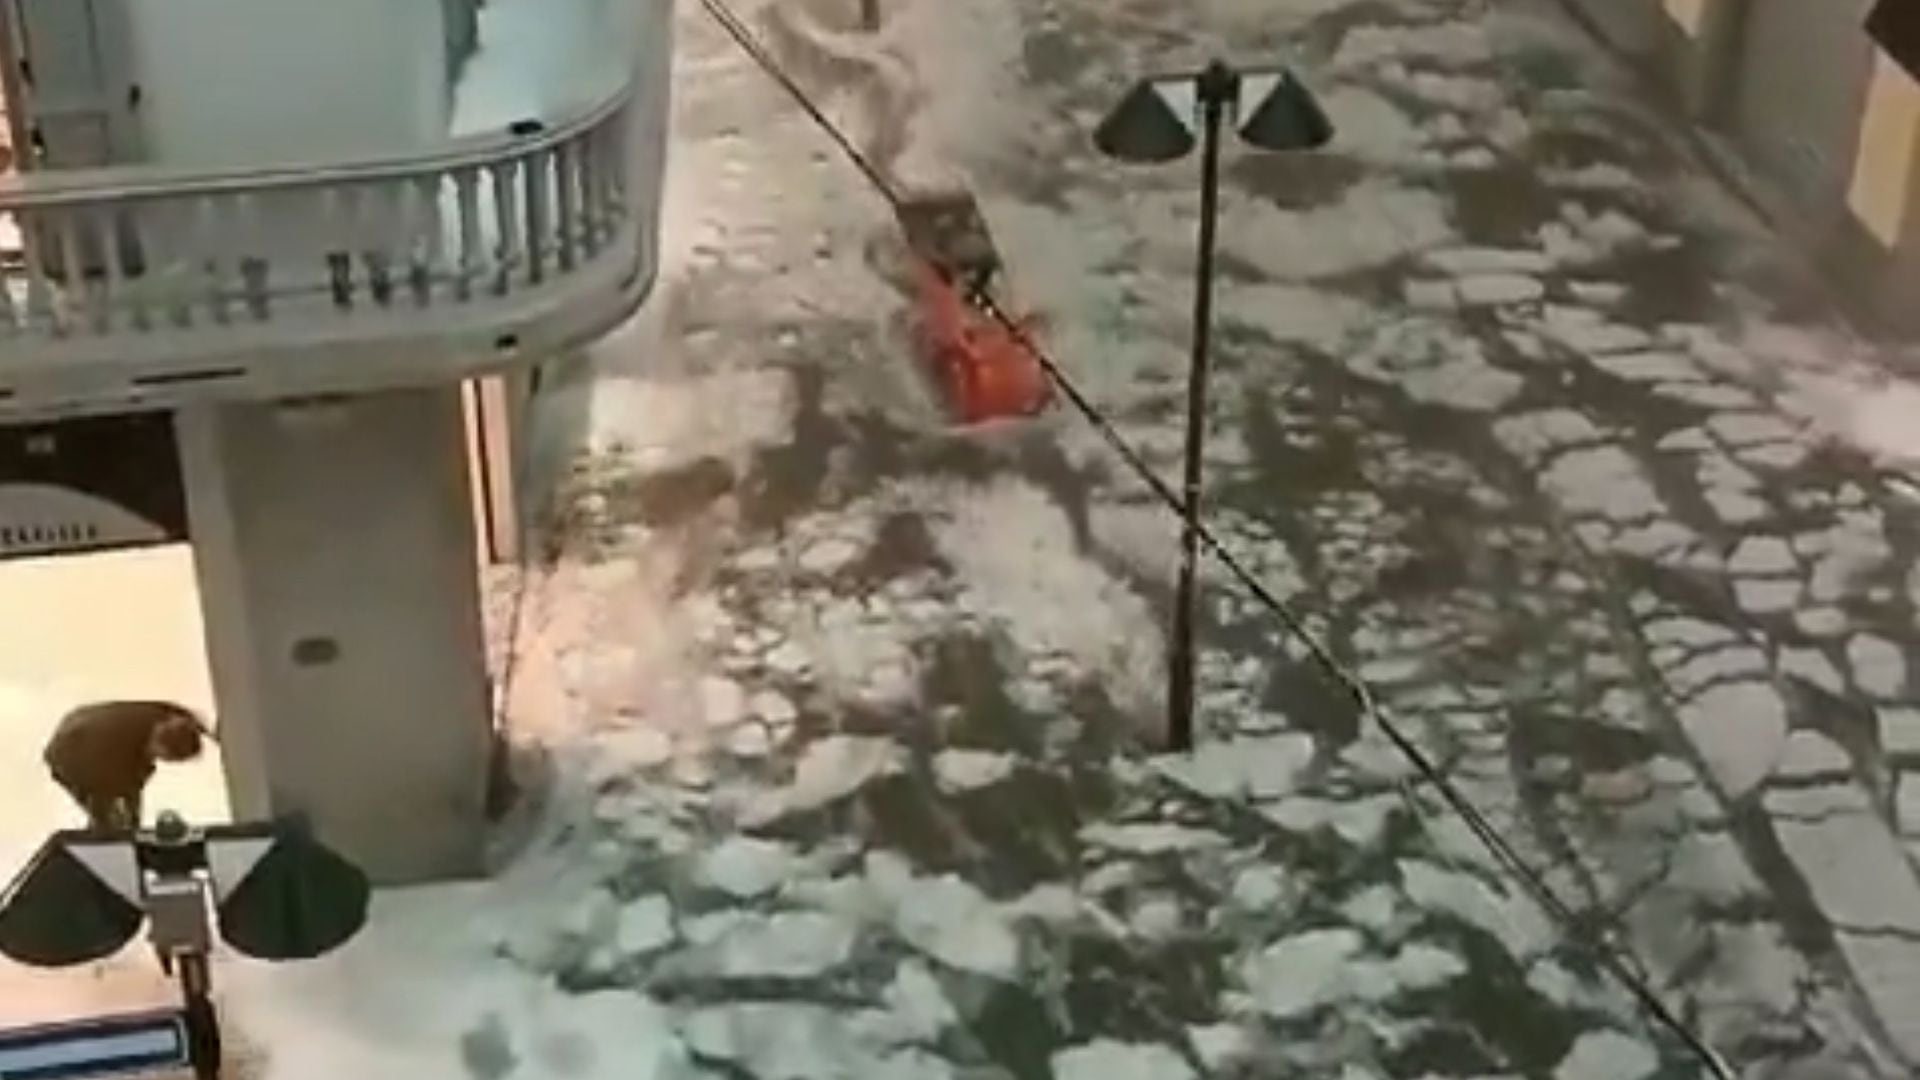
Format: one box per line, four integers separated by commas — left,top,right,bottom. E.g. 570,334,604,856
0,397,523,851
0,412,222,863
0,544,226,1029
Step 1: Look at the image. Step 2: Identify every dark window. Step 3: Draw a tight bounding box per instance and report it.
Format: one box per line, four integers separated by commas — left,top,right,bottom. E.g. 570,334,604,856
1870,0,1920,80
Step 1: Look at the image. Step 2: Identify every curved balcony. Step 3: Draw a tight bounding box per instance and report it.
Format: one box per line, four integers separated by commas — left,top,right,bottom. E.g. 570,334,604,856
0,6,669,422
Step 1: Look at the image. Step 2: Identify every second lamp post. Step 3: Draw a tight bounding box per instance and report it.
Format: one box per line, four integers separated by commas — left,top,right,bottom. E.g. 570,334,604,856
1094,59,1332,752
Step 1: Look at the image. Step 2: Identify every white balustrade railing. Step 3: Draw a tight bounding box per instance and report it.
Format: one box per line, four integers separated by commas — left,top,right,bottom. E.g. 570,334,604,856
0,82,647,385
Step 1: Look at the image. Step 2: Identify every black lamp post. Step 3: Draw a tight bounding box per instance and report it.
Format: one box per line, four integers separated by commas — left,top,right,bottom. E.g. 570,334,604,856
1095,60,1332,752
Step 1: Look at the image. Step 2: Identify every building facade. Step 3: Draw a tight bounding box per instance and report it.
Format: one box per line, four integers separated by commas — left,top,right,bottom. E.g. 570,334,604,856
1568,0,1920,334
0,0,674,882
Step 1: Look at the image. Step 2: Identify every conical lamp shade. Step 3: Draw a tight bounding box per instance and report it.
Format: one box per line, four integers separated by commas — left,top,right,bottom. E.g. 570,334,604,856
0,839,143,967
1239,72,1334,152
1095,80,1195,163
216,825,369,961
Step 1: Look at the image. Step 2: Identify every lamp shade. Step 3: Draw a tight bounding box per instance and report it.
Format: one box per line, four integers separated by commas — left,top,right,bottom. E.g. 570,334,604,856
215,820,369,962
1238,71,1334,152
0,836,144,967
1095,79,1196,163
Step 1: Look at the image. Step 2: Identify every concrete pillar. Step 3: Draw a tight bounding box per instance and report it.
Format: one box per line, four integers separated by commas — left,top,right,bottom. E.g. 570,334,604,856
176,387,492,885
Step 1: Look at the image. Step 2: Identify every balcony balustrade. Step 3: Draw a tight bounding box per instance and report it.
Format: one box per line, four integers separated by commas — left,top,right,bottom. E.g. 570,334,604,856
0,0,669,421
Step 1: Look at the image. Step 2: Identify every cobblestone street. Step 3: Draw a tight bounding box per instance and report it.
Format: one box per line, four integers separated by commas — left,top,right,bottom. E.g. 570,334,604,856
267,0,1920,1076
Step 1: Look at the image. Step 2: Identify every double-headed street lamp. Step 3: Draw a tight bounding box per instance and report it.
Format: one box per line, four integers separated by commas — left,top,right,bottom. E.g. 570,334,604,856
1095,60,1333,752
0,813,369,1080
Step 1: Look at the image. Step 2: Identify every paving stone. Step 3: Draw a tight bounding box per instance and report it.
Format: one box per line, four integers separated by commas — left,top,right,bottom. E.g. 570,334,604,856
1539,307,1653,354
1707,412,1799,448
1053,1040,1196,1080
1592,351,1698,383
1676,680,1789,799
1734,579,1801,615
1186,1025,1254,1073
1659,383,1758,409
1771,729,1851,779
1403,279,1457,309
1643,616,1735,649
1705,488,1770,524
1881,707,1920,758
1655,426,1714,453
1555,1030,1657,1080
1773,806,1920,932
1809,559,1853,603
1737,441,1811,470
1456,273,1546,306
1692,923,1805,1023
1568,280,1627,305
1846,634,1908,699
1728,537,1796,577
1492,408,1605,461
1766,784,1874,819
1581,768,1653,803
1426,246,1555,275
1793,606,1848,638
725,722,774,758
1791,530,1833,558
613,895,677,958
1666,830,1764,903
750,690,799,727
1898,777,1920,837
1668,643,1769,696
1779,648,1845,695
1833,933,1920,1060
798,536,863,574
1542,445,1666,522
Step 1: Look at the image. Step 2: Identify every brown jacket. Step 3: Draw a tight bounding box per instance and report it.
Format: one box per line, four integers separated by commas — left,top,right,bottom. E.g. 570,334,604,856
44,700,198,803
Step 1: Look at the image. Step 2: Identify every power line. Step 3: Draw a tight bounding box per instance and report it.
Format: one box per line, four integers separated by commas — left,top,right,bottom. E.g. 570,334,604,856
692,1,1734,1074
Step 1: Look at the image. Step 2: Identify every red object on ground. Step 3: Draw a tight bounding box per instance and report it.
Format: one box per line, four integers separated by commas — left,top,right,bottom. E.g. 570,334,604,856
910,257,1052,424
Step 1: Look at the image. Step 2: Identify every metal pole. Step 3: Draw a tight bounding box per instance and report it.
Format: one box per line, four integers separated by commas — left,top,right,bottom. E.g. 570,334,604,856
180,952,222,1080
1166,62,1231,752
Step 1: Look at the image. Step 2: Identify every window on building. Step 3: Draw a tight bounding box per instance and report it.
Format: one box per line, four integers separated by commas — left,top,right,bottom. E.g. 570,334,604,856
1871,0,1920,79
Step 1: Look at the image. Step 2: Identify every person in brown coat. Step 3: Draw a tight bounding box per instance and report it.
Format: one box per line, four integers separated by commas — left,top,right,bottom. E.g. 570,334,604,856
43,700,212,833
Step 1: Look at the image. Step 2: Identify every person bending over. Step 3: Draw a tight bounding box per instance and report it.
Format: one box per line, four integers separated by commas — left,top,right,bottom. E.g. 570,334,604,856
44,700,211,833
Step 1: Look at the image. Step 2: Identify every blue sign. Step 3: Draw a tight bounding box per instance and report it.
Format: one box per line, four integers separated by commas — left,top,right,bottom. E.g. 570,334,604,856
0,1009,189,1079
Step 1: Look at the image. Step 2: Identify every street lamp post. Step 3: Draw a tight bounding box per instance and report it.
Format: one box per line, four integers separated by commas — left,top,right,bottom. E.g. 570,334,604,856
1095,59,1332,752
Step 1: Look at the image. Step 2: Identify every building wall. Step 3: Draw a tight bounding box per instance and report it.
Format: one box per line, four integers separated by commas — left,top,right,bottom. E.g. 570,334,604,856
1564,0,1672,58
1570,0,1920,332
1725,0,1877,222
126,0,449,169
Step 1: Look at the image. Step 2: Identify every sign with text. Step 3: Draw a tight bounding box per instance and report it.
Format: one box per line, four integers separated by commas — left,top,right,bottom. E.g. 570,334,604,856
0,413,186,559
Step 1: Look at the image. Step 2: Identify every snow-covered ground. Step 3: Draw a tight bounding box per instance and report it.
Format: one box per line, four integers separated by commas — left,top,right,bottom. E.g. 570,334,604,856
41,0,1920,1077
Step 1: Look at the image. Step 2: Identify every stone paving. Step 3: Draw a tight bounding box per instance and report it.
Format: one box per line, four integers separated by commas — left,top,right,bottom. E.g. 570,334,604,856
483,0,1920,1076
